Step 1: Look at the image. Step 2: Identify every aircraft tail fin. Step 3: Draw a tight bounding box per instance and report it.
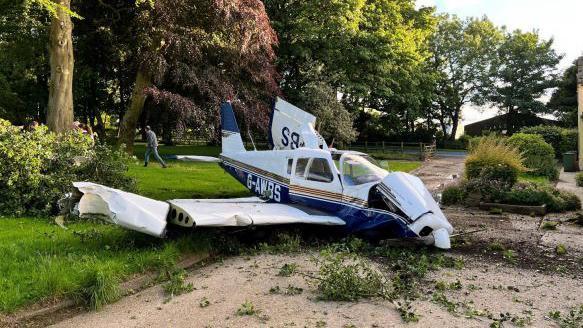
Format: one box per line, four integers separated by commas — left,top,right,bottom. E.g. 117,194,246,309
220,101,245,154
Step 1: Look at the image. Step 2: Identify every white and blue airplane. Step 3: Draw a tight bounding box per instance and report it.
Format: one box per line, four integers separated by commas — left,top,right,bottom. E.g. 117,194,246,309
72,98,453,249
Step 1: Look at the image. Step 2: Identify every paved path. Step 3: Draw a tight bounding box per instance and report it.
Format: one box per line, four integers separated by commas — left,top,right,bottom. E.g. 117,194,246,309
411,156,465,192
557,169,583,203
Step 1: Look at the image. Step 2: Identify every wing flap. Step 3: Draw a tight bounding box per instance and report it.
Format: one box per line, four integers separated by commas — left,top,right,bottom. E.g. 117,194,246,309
168,199,345,227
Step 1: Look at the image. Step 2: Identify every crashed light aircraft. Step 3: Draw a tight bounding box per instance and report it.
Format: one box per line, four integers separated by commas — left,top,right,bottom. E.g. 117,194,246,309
71,98,453,249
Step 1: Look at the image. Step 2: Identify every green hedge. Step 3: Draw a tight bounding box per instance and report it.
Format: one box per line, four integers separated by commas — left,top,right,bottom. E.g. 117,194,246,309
501,182,581,212
520,125,577,158
0,119,136,215
507,133,558,180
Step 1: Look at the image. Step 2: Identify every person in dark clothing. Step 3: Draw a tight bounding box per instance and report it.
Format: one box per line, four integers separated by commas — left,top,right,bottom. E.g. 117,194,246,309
144,126,167,168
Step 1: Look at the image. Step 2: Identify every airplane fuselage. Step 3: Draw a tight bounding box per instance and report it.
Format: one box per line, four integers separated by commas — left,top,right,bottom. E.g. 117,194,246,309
220,148,418,240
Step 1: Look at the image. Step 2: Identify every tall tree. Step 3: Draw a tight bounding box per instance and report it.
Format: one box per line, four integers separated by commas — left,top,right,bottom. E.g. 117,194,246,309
548,62,578,127
0,1,49,124
489,30,562,133
31,0,81,132
118,0,279,152
265,0,435,141
428,15,502,139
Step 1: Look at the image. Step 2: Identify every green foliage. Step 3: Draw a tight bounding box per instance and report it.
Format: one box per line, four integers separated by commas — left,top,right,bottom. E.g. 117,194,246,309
428,15,503,139
465,136,525,186
508,133,558,180
0,217,211,313
237,300,257,316
502,249,516,264
31,0,83,19
518,126,577,157
548,62,579,127
576,173,583,187
501,183,581,213
315,251,389,302
560,129,578,154
548,305,583,328
269,285,303,296
441,184,466,205
555,244,567,255
541,221,558,230
78,265,121,310
277,263,298,277
519,125,564,157
163,269,193,298
489,30,562,132
265,0,436,140
296,81,358,145
0,120,136,215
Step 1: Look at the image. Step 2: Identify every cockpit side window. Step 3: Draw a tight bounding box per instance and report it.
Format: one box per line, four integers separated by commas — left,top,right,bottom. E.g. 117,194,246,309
295,158,309,178
307,158,334,183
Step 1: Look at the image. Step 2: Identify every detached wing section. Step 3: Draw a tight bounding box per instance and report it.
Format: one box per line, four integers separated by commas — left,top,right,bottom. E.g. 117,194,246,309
71,183,344,238
168,198,345,227
73,182,169,237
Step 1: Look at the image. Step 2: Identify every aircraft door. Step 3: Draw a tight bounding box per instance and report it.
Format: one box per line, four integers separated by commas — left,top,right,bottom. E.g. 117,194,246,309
289,156,343,212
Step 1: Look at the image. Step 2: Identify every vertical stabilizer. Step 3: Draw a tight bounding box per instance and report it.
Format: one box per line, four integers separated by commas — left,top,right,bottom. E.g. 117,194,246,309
268,97,328,150
220,101,245,154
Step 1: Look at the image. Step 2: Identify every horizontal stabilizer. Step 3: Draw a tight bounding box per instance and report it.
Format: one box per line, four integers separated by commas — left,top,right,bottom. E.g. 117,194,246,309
164,155,220,162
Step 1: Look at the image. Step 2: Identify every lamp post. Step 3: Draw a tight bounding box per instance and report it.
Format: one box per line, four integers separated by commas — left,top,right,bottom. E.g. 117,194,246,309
578,57,583,170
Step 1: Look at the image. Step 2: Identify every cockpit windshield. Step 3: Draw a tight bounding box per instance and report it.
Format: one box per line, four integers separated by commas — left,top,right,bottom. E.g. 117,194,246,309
341,154,387,186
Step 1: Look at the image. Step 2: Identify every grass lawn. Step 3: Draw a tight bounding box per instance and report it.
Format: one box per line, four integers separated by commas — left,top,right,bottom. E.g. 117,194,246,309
383,160,422,173
518,173,551,185
128,162,250,200
0,217,210,312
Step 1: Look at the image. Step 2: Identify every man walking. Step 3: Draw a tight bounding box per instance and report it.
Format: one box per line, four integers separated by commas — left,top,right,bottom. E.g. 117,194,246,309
144,126,167,168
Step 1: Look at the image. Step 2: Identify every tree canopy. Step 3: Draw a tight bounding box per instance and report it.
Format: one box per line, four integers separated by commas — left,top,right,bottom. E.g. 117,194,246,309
0,0,568,144
488,30,562,133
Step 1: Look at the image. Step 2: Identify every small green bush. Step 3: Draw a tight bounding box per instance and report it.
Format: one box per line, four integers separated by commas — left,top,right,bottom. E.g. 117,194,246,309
559,129,578,154
465,136,526,186
520,125,563,157
508,133,558,180
0,119,136,215
576,173,583,187
441,184,466,205
501,182,581,212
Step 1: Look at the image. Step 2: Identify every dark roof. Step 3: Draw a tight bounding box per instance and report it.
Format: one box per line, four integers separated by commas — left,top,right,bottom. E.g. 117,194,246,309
464,113,558,136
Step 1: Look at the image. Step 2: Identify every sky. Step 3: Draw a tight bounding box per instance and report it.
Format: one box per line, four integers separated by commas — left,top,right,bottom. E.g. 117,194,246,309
416,0,583,129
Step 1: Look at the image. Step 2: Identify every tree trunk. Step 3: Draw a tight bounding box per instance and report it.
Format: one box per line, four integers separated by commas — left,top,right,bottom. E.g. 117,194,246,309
118,70,151,154
449,108,460,140
47,0,74,133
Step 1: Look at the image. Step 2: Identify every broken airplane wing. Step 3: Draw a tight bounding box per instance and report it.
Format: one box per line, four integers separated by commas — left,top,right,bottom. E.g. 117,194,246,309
72,182,345,237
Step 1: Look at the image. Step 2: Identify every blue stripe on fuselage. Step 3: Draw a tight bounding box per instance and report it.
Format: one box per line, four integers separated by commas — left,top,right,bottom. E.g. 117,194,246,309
220,161,417,239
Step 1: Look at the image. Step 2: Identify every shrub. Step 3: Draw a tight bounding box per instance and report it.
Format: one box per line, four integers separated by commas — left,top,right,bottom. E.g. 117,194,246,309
576,173,583,187
507,133,558,180
501,182,581,212
441,184,466,205
520,125,563,157
0,119,136,216
560,129,578,154
520,125,578,157
465,136,526,186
